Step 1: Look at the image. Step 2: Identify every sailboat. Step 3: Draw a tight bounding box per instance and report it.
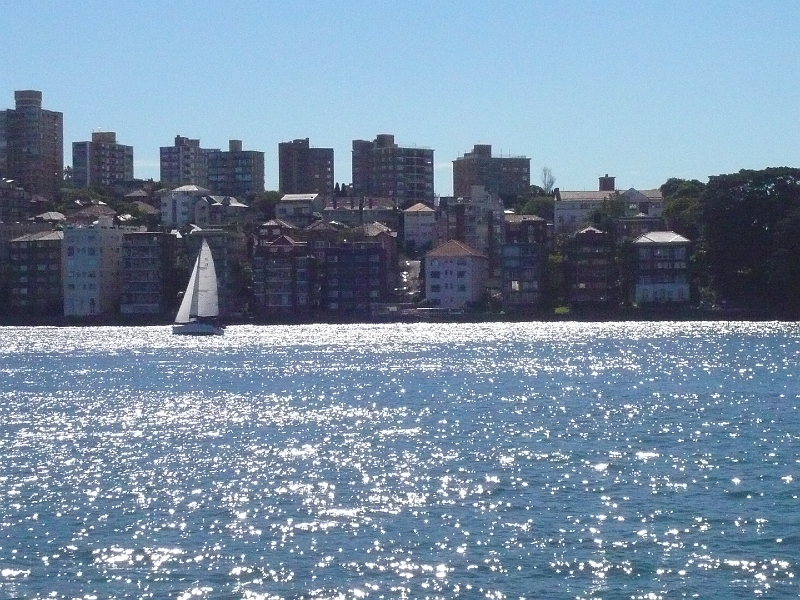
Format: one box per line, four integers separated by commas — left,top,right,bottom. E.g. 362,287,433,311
172,238,224,336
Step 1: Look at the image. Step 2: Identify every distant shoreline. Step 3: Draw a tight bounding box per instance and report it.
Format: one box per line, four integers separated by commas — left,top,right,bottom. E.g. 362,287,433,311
0,307,794,328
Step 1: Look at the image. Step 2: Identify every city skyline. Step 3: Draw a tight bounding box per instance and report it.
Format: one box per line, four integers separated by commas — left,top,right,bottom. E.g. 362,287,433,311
4,0,800,195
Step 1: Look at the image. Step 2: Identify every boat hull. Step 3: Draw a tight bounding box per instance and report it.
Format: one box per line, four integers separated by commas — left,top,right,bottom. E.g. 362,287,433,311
172,322,224,336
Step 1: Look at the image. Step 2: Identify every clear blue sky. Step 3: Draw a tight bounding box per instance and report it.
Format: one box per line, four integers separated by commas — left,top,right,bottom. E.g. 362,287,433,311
4,0,799,195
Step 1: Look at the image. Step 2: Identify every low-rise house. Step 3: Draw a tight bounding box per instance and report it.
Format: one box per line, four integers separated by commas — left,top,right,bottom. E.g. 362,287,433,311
193,195,249,227
424,240,487,310
8,230,64,315
66,203,117,226
631,231,690,304
276,193,322,228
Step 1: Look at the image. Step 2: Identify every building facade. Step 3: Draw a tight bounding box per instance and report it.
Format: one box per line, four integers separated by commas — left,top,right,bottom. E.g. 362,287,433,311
351,134,434,207
252,234,314,317
402,202,436,257
8,230,64,315
206,139,265,197
501,214,550,311
0,90,63,198
436,186,505,284
554,175,664,234
160,135,210,188
0,178,33,222
72,131,134,189
565,226,617,305
119,231,181,316
452,144,530,200
425,240,487,310
63,217,141,316
631,231,690,304
278,138,334,196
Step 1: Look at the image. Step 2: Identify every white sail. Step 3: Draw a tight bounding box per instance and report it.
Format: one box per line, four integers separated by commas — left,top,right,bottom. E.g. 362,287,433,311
174,239,219,324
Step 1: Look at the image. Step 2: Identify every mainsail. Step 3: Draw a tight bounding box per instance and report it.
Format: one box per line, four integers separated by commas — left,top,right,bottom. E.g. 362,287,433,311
174,239,219,324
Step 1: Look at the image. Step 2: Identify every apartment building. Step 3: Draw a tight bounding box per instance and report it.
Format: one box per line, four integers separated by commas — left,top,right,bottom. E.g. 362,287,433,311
8,230,64,315
351,134,434,207
0,90,63,198
278,138,334,196
206,139,265,197
63,217,142,316
72,131,134,189
452,144,530,200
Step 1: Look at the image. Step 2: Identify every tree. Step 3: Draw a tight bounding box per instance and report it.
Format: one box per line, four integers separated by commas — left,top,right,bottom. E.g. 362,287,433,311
700,167,800,312
519,195,554,221
541,167,556,195
660,178,705,241
251,190,282,221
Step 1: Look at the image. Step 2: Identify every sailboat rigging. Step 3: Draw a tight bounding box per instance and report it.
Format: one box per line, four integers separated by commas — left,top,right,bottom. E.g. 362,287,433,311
172,238,224,336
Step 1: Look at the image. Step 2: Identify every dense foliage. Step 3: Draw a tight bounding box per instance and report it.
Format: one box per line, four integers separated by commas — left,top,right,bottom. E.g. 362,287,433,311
699,167,800,312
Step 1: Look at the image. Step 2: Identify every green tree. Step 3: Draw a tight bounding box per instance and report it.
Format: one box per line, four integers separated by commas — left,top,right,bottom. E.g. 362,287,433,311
519,195,554,221
700,167,800,312
660,178,705,240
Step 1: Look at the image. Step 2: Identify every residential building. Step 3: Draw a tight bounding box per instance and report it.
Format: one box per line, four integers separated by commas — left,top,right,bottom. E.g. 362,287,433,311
72,131,134,189
275,193,322,228
323,196,399,230
0,90,63,198
206,139,265,197
319,241,390,313
424,240,487,310
351,134,434,207
252,234,315,317
436,186,505,284
160,135,210,188
0,178,34,222
63,217,142,316
193,195,250,227
160,185,210,229
554,175,664,234
278,138,334,196
120,231,181,316
452,144,530,200
565,226,617,305
8,230,64,315
631,231,690,304
0,221,52,311
501,214,550,310
402,202,436,256
185,228,249,317
257,219,300,243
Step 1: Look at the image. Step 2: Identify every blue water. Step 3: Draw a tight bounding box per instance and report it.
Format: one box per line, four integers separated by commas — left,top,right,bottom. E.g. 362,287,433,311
0,322,798,599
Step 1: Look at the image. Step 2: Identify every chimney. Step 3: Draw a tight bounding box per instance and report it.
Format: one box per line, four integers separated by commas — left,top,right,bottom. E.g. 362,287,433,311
229,139,242,152
599,174,615,192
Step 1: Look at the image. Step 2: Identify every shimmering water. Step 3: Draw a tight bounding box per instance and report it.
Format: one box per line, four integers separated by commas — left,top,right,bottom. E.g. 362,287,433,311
0,322,798,599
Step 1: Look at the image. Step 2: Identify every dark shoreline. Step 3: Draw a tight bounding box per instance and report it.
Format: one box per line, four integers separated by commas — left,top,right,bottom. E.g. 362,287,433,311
0,306,793,328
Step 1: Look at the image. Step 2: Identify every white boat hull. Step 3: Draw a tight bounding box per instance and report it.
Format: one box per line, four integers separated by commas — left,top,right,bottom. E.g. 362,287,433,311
172,322,224,336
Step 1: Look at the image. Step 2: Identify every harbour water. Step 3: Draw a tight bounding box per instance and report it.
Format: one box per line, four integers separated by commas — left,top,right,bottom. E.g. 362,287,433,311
0,321,798,599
